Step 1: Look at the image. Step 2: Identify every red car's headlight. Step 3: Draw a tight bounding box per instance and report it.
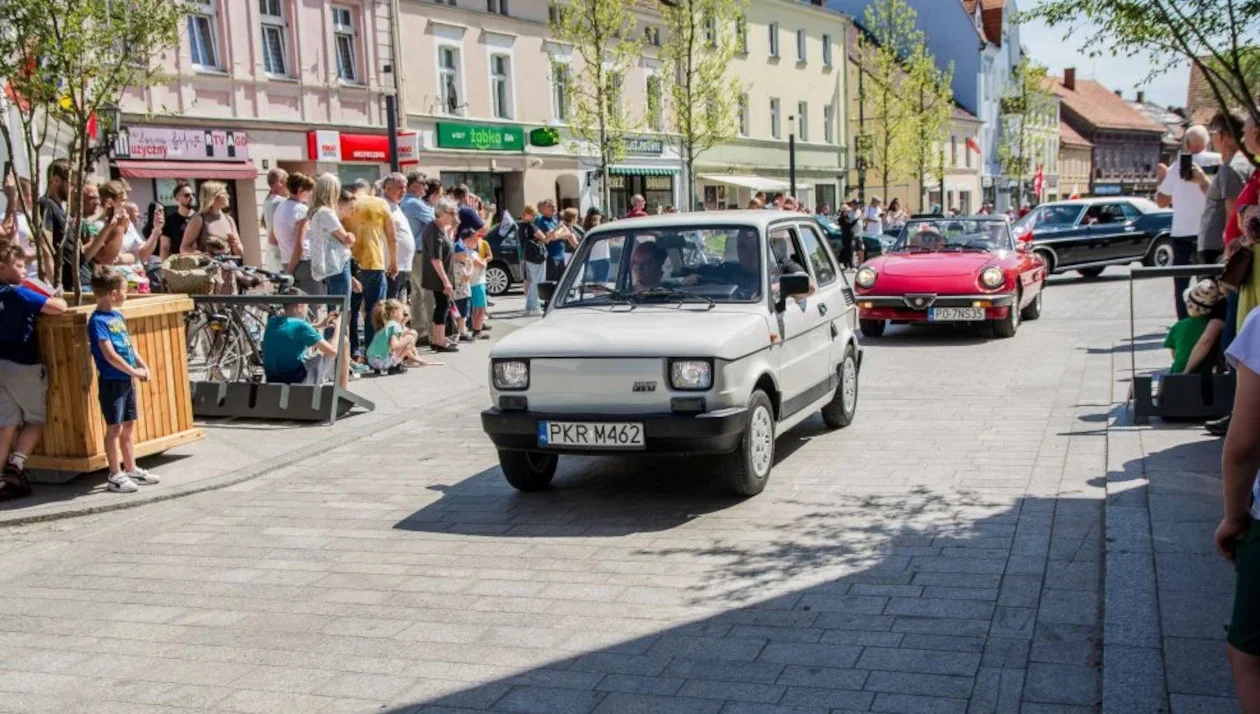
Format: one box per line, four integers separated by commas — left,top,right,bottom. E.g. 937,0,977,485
979,267,1004,290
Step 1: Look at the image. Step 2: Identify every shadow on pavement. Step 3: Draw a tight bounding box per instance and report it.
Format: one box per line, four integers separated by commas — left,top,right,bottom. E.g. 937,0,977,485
379,486,1105,713
0,451,194,514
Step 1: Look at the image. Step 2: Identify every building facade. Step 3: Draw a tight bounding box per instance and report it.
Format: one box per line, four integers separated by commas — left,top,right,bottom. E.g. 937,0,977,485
1058,121,1093,199
1052,69,1164,197
928,107,984,214
118,0,399,265
692,0,848,212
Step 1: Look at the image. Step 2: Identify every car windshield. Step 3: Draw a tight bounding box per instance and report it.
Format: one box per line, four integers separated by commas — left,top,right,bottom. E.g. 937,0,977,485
1014,205,1081,231
893,219,1013,253
555,226,764,307
815,215,840,232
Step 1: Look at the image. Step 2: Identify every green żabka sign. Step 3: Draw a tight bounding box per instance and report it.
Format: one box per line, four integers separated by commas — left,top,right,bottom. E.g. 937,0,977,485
436,123,525,152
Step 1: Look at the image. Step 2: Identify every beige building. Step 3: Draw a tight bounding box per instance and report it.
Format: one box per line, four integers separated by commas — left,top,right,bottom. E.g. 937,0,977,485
1058,121,1093,199
925,107,984,213
693,0,849,211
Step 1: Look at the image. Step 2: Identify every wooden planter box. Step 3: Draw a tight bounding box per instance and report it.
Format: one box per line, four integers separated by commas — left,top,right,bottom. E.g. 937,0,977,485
28,294,204,474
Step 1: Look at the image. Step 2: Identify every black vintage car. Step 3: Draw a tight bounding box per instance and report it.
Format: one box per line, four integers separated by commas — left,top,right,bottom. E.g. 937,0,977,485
483,221,525,296
815,215,892,267
1012,198,1174,278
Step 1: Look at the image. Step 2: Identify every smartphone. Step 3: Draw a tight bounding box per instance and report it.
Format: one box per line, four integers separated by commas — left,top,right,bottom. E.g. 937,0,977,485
1179,153,1193,181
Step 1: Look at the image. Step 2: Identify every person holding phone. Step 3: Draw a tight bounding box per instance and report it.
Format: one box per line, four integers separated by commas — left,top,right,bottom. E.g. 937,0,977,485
1158,125,1222,319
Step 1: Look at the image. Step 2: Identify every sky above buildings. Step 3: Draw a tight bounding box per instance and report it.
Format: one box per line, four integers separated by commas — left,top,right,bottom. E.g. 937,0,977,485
1019,0,1190,109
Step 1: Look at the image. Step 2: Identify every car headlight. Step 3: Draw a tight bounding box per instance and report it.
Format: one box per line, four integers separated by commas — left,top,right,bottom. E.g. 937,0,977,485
670,359,713,391
855,267,878,289
980,267,1004,289
492,359,530,391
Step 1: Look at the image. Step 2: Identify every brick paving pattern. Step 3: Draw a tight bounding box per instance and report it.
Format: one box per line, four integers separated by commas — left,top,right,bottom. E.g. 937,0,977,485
0,273,1232,713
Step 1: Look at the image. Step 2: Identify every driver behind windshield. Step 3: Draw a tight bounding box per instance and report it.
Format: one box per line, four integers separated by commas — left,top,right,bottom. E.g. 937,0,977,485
906,224,946,251
630,241,669,292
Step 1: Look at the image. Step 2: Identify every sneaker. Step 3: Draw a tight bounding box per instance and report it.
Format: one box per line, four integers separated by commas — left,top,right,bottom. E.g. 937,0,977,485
472,331,490,340
0,481,30,502
127,468,161,485
1,464,32,500
387,364,408,375
349,362,370,376
479,324,493,332
459,333,475,343
525,309,543,317
107,473,139,493
432,343,459,353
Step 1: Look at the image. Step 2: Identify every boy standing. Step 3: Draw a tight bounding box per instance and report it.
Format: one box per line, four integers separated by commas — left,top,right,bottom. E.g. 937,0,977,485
0,244,67,500
88,267,159,493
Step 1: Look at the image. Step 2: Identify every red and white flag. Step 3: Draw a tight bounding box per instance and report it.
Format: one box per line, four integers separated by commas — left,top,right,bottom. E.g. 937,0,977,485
1033,165,1044,200
1068,185,1081,200
965,137,981,154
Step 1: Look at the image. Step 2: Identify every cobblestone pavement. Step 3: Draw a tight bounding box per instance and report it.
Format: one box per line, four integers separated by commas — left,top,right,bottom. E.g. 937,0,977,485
0,270,1222,714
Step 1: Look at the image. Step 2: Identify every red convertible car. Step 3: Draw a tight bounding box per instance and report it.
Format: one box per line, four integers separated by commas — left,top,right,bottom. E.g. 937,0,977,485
853,216,1046,338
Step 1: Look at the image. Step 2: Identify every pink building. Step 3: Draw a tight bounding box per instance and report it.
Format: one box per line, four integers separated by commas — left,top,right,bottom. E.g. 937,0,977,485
118,0,400,264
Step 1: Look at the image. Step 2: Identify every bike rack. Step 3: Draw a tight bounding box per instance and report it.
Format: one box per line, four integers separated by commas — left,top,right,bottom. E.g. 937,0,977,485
1127,264,1231,425
188,293,375,424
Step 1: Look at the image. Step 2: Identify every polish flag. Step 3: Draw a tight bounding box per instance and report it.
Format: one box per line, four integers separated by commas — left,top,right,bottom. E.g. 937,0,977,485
1068,185,1081,200
1033,165,1044,200
965,137,981,154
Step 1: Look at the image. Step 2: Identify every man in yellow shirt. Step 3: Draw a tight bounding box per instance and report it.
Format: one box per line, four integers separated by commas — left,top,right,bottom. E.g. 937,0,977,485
342,179,397,357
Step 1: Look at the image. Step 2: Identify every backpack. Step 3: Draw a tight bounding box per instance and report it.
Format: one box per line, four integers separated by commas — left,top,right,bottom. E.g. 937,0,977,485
521,222,547,264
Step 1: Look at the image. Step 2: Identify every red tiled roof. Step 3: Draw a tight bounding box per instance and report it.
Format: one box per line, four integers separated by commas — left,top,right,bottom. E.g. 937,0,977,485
1186,59,1260,126
1050,75,1166,133
1059,121,1092,148
960,0,1004,46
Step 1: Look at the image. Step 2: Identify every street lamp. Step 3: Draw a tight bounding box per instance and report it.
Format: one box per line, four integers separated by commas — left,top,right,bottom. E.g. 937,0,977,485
788,115,797,200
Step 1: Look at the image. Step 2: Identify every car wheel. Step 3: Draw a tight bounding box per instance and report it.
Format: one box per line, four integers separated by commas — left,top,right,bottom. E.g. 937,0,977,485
1034,249,1057,274
859,318,886,337
1020,288,1043,321
499,449,558,492
993,289,1020,338
821,346,859,429
1144,237,1175,268
721,390,775,497
486,263,512,296
1077,267,1105,279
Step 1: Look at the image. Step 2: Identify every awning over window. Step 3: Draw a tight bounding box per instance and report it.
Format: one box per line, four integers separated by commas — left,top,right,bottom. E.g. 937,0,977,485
609,166,679,176
697,174,812,192
115,160,259,180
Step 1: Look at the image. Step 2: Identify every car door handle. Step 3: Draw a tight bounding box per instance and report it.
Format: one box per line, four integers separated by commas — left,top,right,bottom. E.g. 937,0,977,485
818,303,828,316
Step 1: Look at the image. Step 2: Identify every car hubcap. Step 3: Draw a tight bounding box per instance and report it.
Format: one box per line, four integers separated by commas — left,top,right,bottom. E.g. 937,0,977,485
487,268,509,295
842,358,857,413
750,405,773,477
1157,245,1173,266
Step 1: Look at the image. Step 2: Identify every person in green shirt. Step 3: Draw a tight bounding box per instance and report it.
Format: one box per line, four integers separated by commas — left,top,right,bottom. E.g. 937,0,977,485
1166,279,1227,376
365,298,435,374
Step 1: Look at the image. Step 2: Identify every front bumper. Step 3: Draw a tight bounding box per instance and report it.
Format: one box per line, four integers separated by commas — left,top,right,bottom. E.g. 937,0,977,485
481,407,747,455
856,292,1014,322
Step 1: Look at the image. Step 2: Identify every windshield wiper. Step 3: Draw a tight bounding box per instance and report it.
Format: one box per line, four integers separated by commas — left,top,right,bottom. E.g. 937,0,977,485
565,288,637,308
633,287,716,308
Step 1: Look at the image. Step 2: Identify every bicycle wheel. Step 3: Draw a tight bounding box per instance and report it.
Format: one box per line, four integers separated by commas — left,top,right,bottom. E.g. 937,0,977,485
186,320,216,382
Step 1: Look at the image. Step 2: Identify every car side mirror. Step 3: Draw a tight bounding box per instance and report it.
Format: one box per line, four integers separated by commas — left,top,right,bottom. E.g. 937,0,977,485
537,281,556,305
779,273,811,298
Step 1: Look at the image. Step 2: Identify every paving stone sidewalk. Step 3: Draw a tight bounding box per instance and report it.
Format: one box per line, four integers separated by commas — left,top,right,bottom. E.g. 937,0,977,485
0,273,1229,714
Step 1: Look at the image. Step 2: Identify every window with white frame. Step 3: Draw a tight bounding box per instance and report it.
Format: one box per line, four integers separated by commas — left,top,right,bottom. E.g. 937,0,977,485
607,71,623,119
259,0,288,76
768,22,779,58
439,46,463,115
644,25,660,46
770,98,781,140
332,6,358,82
187,0,221,69
822,34,832,67
797,101,808,141
796,29,806,63
823,104,834,144
487,0,508,14
646,74,663,131
490,54,512,119
736,14,748,53
703,11,716,46
551,61,570,122
738,94,749,136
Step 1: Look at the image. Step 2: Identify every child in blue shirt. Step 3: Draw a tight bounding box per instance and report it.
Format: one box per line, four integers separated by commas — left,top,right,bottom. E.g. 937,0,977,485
0,244,67,501
88,266,158,493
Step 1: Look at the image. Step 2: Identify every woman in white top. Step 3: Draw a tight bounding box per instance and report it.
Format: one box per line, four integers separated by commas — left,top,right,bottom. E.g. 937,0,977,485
863,196,884,235
884,198,908,230
306,173,356,297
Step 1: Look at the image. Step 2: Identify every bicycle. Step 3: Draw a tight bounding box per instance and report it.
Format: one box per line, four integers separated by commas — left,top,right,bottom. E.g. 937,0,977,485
185,266,294,383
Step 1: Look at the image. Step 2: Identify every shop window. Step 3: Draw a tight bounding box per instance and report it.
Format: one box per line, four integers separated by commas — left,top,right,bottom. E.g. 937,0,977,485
440,46,463,115
797,101,808,142
551,61,570,122
823,104,834,144
259,0,289,76
332,6,359,82
490,54,513,119
188,0,222,70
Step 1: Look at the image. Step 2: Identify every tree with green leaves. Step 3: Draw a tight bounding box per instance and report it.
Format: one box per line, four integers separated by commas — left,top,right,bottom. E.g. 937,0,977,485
0,0,185,295
1022,0,1260,154
903,46,954,212
551,0,645,211
858,0,921,204
659,0,747,211
997,58,1056,207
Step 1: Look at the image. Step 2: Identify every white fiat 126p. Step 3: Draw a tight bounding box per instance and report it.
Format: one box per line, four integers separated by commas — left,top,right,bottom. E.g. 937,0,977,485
481,211,862,496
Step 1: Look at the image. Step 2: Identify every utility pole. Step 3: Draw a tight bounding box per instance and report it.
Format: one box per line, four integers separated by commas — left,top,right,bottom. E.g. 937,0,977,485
789,115,797,199
857,66,867,203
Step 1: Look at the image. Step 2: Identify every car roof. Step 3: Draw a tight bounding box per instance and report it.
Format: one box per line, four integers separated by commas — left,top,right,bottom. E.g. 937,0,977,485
585,210,814,236
905,215,1010,222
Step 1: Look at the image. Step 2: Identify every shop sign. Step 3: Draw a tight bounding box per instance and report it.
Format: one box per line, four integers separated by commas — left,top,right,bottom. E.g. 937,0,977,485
624,136,664,155
436,122,524,152
116,126,249,161
1093,183,1123,196
307,130,418,164
529,127,561,147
